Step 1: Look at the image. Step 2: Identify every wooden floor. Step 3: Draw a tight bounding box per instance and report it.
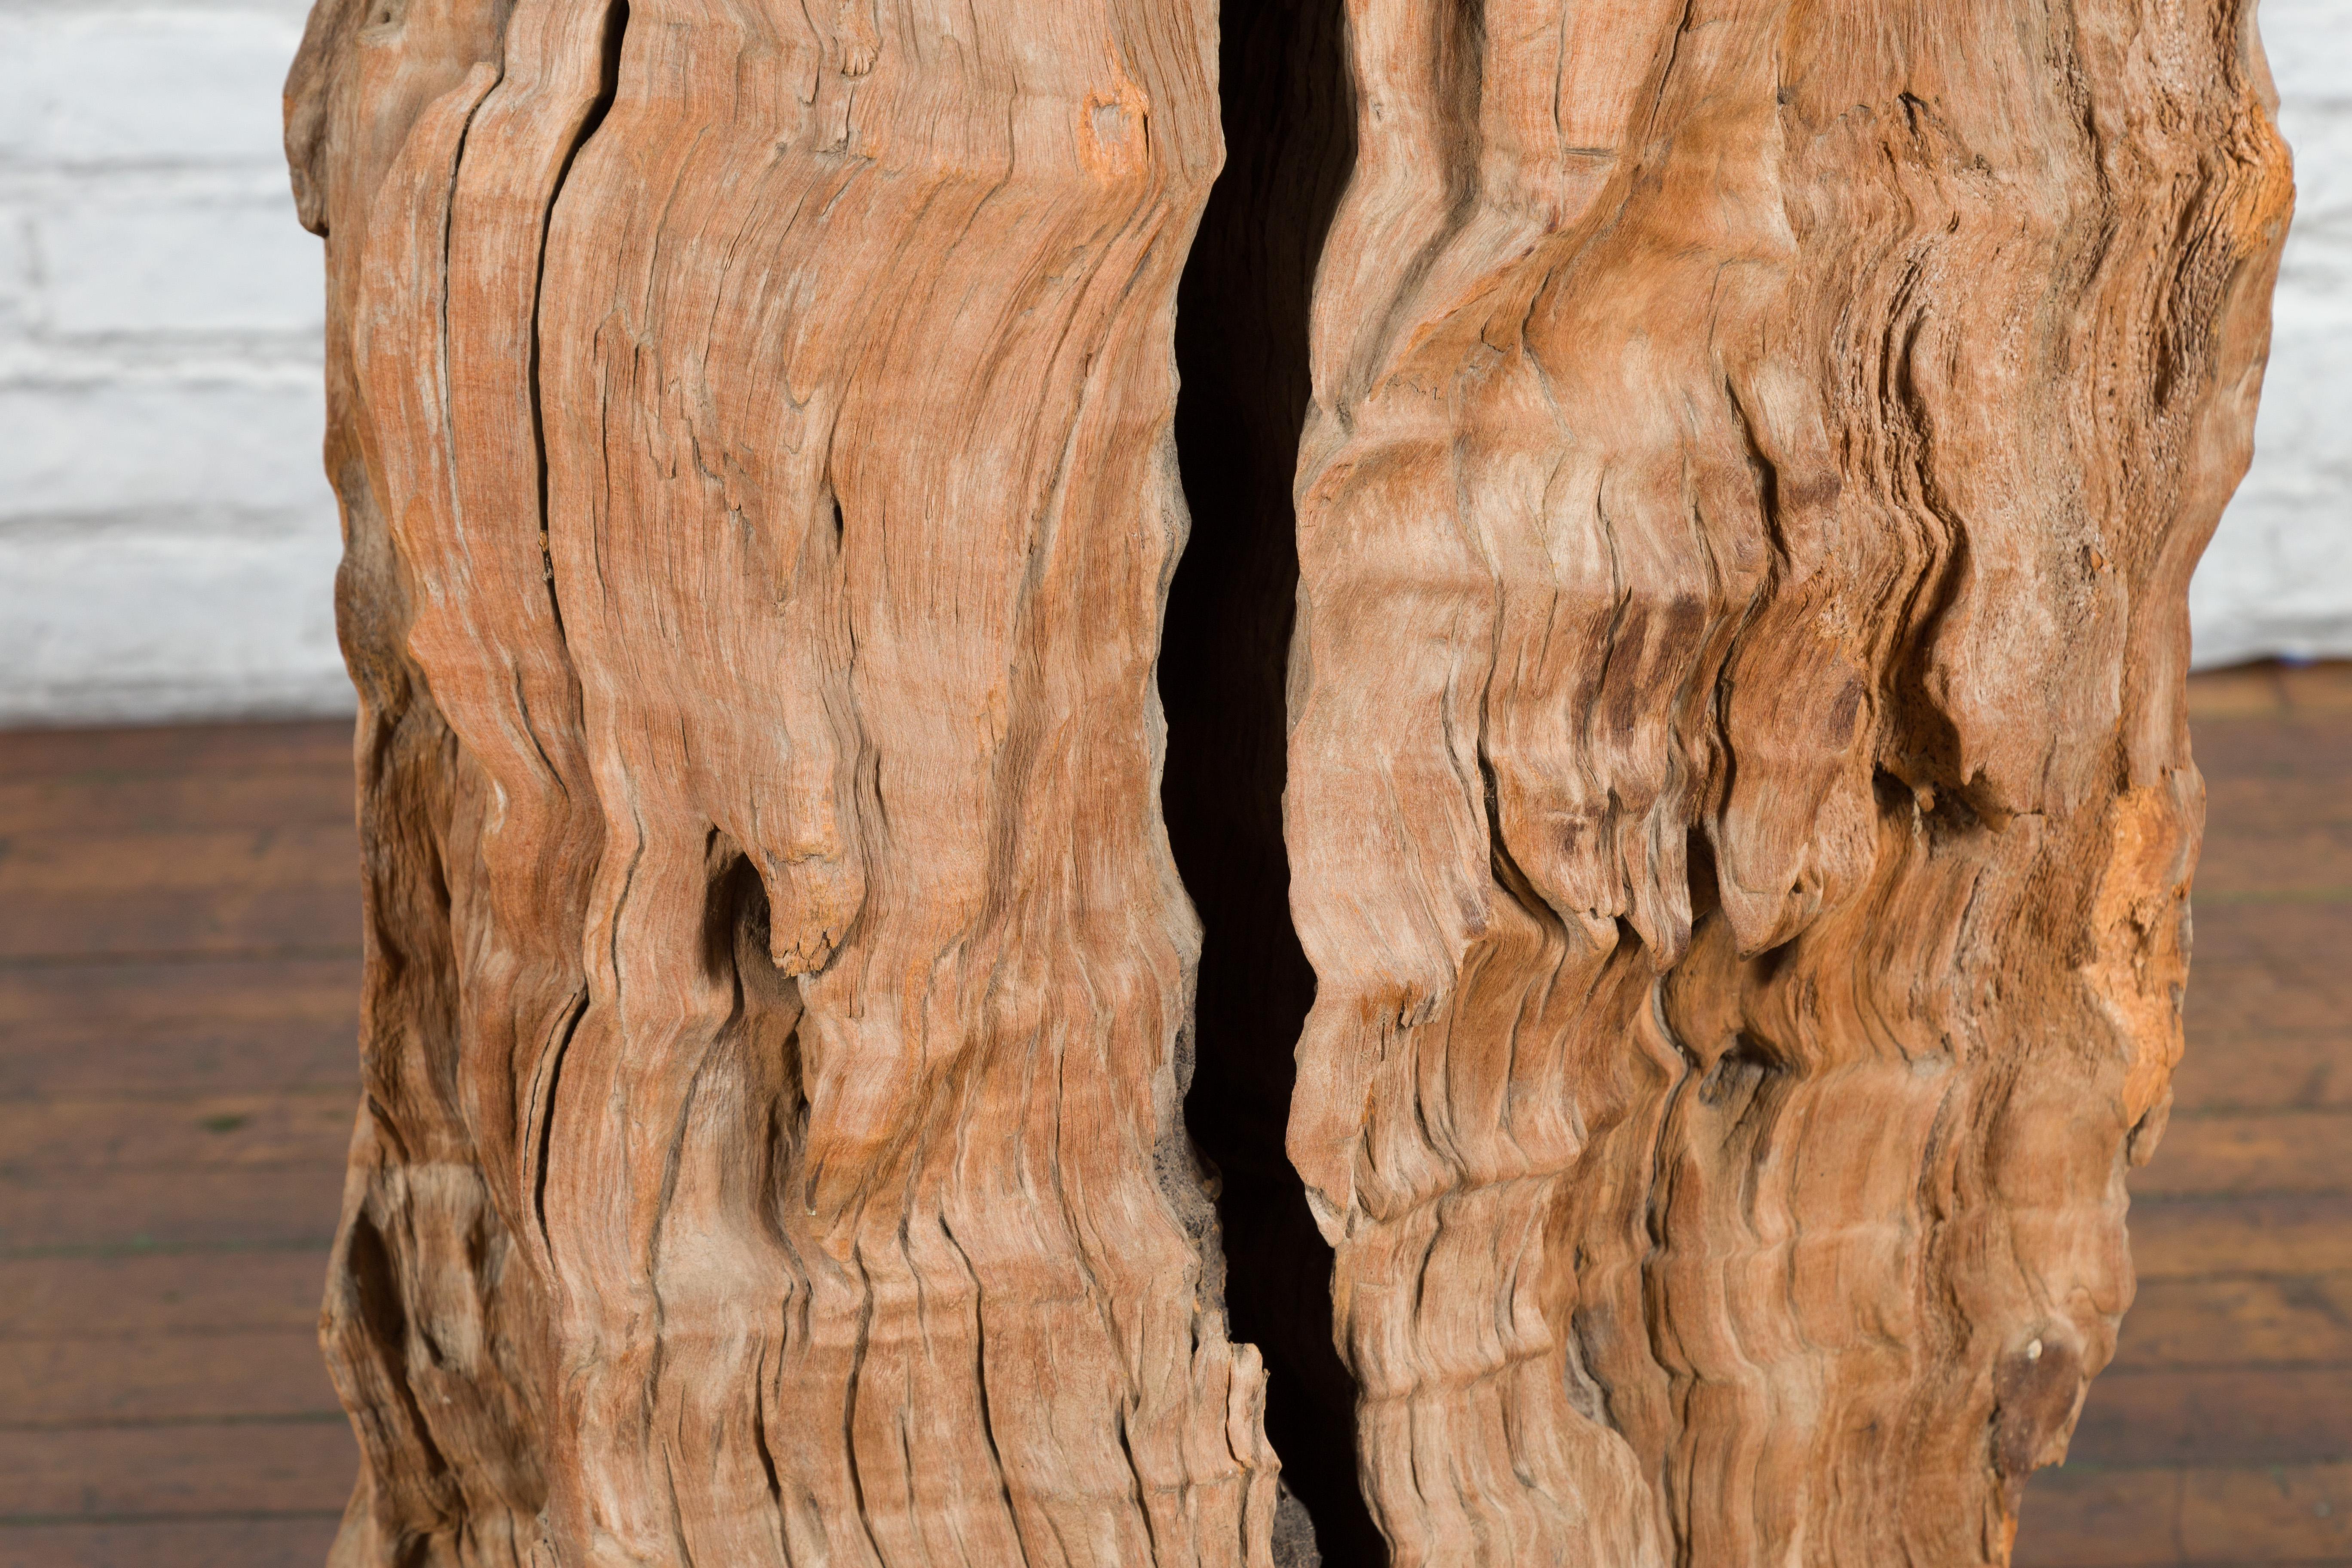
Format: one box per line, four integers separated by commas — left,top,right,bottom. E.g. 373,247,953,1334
0,668,2346,1568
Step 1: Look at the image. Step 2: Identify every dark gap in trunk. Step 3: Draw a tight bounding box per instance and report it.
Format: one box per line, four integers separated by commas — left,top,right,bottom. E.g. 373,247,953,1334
1161,0,1372,1557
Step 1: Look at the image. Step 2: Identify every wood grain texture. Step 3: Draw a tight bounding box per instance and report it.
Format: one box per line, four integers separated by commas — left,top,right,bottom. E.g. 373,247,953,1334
288,0,1279,1562
1271,0,2293,1562
280,0,2290,1559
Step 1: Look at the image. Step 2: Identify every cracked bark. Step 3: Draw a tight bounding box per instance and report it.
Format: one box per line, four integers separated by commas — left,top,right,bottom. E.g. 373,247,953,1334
289,0,2288,1562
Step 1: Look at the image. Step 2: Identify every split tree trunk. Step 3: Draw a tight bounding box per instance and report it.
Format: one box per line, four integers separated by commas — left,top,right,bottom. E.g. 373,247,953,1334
285,0,2289,1562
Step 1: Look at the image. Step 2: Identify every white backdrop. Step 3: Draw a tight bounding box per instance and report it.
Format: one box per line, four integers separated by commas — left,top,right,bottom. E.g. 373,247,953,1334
2,0,2345,725
2192,0,2352,667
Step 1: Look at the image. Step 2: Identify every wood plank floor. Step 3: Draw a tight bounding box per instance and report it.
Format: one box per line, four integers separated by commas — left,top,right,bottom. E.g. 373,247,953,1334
0,666,2346,1567
0,719,358,1568
2015,662,2352,1568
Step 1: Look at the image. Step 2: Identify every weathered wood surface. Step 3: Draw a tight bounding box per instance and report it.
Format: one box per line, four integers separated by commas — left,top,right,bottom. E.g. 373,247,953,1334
1274,0,2292,1562
288,0,1278,1561
280,0,2291,1560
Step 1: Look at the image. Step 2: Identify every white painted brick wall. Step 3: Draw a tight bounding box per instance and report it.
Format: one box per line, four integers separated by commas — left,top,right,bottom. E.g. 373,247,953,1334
2190,0,2352,668
0,0,344,725
0,0,2345,726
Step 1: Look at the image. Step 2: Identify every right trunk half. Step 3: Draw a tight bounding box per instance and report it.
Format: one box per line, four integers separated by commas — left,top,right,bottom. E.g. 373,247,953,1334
1268,0,2290,1562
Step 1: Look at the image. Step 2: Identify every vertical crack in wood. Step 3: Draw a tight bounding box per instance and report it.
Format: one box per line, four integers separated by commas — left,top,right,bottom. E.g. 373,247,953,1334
1164,0,1365,1556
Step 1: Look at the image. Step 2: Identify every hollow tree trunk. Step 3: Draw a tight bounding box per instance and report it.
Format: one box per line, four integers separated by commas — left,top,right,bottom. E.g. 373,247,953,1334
285,0,2288,1560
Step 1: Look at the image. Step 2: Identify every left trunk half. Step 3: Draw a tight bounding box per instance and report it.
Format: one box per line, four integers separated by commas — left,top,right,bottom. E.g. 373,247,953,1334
284,0,1280,1562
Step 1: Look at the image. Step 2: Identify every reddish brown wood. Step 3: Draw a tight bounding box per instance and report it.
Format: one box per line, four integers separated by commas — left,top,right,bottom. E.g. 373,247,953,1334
288,0,1280,1559
276,0,2293,1558
1266,0,2292,1559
